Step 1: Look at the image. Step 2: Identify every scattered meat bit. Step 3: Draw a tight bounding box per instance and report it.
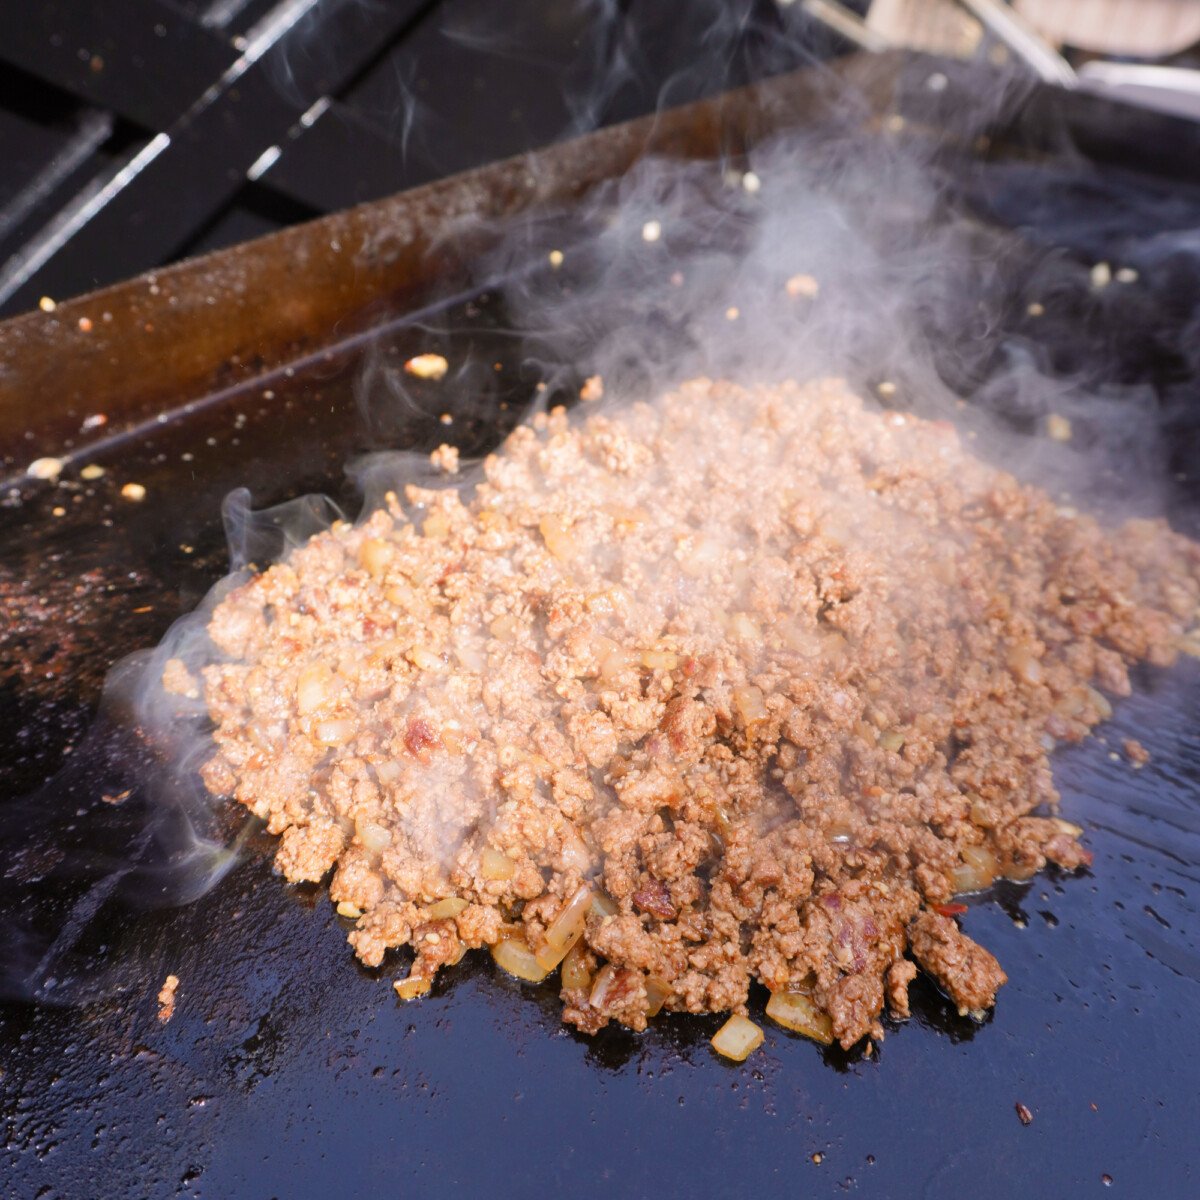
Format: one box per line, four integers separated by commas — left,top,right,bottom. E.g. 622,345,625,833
632,878,677,920
101,788,132,806
580,374,604,403
162,657,200,700
185,377,1200,1049
1123,738,1150,767
404,717,440,758
157,975,179,1023
430,443,460,474
909,912,1007,1016
120,482,147,502
1016,1101,1034,1126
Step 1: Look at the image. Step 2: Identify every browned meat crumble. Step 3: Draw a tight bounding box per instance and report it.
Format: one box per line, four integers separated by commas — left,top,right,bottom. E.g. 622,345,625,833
174,377,1200,1051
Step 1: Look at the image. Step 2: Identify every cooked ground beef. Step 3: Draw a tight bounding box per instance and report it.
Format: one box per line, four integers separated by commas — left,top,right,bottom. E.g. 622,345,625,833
175,377,1200,1051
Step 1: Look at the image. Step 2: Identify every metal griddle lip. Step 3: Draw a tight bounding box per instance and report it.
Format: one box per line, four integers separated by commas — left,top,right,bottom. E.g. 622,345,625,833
0,51,904,469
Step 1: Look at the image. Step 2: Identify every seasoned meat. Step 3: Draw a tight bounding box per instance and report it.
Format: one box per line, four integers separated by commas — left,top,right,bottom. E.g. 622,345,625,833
183,377,1200,1049
908,911,1008,1015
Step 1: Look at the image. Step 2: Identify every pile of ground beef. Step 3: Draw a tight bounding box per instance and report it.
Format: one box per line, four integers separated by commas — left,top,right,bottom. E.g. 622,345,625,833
173,378,1200,1050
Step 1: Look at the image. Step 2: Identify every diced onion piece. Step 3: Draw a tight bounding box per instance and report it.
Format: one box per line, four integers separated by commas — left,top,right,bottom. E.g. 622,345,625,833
543,885,593,953
336,901,363,919
539,515,575,561
535,887,592,970
1051,817,1083,838
645,975,672,1017
296,662,334,715
356,819,392,856
590,891,618,919
480,847,515,881
534,940,571,972
600,645,638,682
394,975,431,1000
953,844,998,893
427,897,468,919
641,649,679,671
1054,687,1088,718
1007,643,1043,686
422,510,450,539
315,718,355,745
766,990,833,1044
561,942,593,991
877,729,905,753
559,829,592,872
711,1014,764,1062
489,613,519,640
1085,686,1113,720
728,612,760,642
406,645,442,671
732,685,766,726
492,937,549,983
1003,856,1040,882
589,964,619,1009
358,537,391,579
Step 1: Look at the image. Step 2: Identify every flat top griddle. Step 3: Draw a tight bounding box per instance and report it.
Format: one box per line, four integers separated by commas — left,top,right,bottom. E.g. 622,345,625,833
2,56,1200,1199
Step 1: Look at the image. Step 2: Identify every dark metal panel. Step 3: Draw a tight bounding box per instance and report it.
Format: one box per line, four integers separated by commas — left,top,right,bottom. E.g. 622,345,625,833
0,0,435,317
258,99,413,211
0,0,237,131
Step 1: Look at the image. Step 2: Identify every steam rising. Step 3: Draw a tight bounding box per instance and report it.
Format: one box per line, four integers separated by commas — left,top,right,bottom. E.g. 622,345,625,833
5,24,1198,1005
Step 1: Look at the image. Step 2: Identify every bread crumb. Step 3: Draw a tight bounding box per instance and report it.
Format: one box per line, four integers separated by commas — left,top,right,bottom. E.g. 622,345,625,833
28,457,63,481
786,273,819,299
1046,414,1072,442
404,354,449,381
157,974,179,1023
1123,738,1149,767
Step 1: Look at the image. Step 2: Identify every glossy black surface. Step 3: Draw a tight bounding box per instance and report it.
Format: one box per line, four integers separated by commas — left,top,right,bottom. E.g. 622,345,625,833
3,87,1200,1200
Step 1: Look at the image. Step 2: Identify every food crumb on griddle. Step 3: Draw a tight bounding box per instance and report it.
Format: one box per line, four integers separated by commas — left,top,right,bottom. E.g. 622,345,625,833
101,788,132,805
1046,414,1072,442
785,272,819,299
1015,1101,1033,1126
120,482,147,502
157,974,179,1023
1123,738,1149,767
429,444,460,475
404,353,449,381
579,374,604,402
27,457,63,481
188,377,1200,1057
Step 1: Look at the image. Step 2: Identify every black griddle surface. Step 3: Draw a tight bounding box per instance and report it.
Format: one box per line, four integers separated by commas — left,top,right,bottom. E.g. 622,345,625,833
3,126,1200,1200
